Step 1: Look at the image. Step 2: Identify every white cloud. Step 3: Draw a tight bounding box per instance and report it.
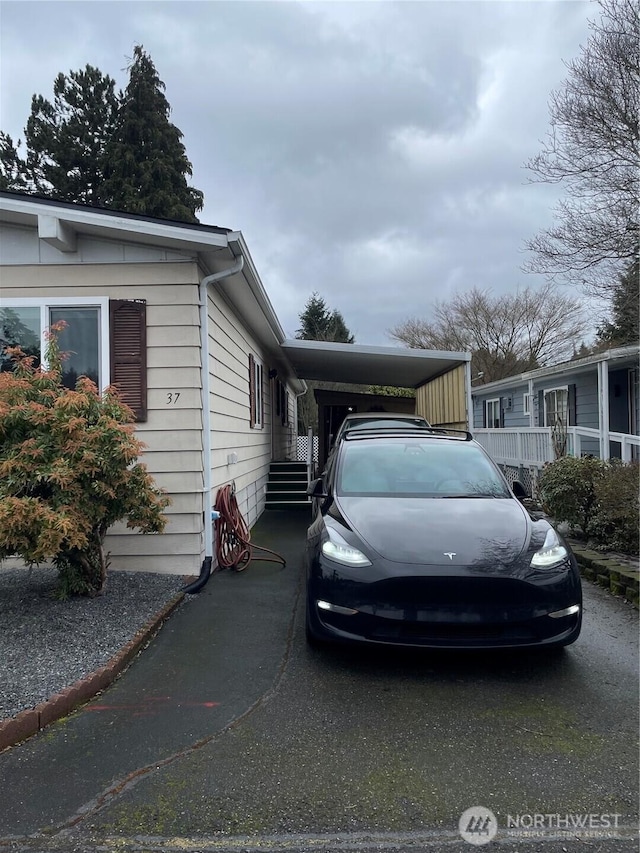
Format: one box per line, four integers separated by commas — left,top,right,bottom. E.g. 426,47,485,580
0,0,596,343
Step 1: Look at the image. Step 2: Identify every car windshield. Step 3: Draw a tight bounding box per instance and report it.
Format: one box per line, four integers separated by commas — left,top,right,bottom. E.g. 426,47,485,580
337,437,510,498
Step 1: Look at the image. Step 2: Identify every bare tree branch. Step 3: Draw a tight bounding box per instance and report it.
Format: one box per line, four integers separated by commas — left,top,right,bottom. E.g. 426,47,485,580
523,0,640,295
389,285,588,384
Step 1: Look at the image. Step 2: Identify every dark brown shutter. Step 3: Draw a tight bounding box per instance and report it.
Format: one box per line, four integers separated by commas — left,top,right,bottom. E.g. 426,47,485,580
109,299,147,422
482,400,487,428
259,364,265,427
249,353,256,426
283,389,289,426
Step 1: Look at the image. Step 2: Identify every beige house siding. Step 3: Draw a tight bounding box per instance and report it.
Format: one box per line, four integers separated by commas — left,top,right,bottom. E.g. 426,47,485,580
207,287,274,530
416,364,468,430
1,216,304,577
1,260,206,575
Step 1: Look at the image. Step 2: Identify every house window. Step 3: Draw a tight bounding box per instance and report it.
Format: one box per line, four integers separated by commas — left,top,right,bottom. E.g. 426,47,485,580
1,297,148,421
544,387,569,427
486,398,501,428
1,298,108,390
523,393,531,416
249,354,264,428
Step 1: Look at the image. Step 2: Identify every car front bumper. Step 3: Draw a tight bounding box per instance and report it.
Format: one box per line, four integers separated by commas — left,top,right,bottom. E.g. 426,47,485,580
307,560,582,649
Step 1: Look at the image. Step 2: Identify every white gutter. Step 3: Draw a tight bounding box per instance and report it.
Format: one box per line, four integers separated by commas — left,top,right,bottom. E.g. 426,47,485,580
198,255,244,560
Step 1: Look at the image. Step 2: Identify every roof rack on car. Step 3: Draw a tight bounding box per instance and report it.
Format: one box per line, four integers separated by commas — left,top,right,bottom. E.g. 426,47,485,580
344,427,474,441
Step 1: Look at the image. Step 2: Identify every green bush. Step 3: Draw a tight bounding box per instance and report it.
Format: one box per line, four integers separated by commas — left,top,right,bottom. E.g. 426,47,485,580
538,455,605,537
539,455,639,554
0,326,171,597
590,460,639,555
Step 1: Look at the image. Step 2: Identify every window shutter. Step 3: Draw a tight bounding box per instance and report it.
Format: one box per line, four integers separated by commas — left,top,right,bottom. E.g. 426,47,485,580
499,397,505,428
249,354,256,426
259,364,265,427
283,389,289,426
482,400,487,428
568,384,577,426
538,390,545,427
109,299,147,422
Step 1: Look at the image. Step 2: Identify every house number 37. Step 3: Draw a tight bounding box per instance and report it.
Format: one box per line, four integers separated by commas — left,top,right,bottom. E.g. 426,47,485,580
166,392,181,405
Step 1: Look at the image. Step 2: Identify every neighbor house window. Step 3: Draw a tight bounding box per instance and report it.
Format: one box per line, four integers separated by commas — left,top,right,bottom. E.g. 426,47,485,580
486,398,501,428
1,297,147,421
544,387,569,427
523,393,531,416
249,354,264,428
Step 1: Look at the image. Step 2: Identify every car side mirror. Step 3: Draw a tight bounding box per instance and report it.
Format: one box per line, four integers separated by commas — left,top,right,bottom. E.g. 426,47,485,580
512,480,528,500
307,478,328,498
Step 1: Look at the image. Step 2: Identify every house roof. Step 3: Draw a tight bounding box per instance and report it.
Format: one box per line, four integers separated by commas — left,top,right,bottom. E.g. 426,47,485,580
281,339,470,388
0,190,231,255
470,344,640,396
0,192,471,392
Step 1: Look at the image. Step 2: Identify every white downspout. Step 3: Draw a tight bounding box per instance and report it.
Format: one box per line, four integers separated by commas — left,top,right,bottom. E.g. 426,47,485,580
183,254,244,593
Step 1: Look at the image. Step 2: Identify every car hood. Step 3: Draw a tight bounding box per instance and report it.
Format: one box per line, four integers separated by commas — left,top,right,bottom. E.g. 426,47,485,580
334,496,531,567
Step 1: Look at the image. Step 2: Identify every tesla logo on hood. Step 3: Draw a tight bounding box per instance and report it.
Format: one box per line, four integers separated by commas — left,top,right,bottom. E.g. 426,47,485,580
444,552,456,560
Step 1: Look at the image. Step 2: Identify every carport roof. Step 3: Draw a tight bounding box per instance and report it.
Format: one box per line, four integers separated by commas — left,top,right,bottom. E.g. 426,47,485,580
280,339,470,388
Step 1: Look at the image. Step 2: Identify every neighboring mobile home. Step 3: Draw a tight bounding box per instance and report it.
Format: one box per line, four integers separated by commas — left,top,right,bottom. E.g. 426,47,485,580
0,192,472,576
471,345,640,487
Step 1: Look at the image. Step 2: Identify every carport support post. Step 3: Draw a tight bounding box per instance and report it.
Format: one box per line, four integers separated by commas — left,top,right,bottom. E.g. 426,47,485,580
465,362,473,430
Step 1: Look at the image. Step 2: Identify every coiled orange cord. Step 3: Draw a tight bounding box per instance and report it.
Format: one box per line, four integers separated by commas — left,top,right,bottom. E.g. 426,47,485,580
214,484,286,572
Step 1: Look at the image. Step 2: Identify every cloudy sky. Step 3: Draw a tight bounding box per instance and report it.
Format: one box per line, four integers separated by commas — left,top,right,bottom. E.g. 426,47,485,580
1,0,598,344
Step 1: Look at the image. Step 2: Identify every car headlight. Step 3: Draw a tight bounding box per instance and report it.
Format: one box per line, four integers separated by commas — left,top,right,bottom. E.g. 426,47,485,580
530,528,569,568
321,528,371,567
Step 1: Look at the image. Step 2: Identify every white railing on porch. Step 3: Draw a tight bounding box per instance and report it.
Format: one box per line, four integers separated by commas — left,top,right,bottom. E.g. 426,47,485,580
474,427,640,468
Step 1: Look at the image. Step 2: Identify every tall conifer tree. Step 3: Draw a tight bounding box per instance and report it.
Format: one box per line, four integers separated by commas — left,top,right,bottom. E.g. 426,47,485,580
103,46,203,222
296,293,354,343
1,66,118,203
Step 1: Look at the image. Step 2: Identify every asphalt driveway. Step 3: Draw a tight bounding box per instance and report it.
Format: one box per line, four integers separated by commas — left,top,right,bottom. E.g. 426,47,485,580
0,510,637,852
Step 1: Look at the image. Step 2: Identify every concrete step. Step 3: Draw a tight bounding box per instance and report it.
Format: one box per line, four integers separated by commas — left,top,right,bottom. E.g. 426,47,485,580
265,498,311,511
266,489,309,502
267,481,310,493
268,471,308,483
270,462,307,474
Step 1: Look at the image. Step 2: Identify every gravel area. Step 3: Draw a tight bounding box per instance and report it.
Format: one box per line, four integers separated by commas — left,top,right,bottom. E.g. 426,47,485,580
0,565,185,720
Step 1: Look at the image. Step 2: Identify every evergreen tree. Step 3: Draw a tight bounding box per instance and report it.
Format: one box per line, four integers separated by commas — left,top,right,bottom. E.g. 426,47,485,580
296,293,354,343
0,132,27,192
597,255,640,346
103,46,203,222
328,309,355,344
21,65,120,204
295,293,355,433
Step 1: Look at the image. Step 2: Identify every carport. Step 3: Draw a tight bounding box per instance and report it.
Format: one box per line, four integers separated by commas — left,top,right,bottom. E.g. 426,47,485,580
280,340,472,468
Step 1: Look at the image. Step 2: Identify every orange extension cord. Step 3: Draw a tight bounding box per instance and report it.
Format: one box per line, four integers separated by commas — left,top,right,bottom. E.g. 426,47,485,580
214,484,286,572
